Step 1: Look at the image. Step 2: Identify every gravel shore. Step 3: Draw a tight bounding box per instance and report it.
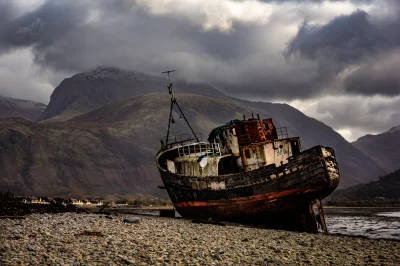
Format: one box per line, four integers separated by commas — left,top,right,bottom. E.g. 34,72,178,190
1,213,399,265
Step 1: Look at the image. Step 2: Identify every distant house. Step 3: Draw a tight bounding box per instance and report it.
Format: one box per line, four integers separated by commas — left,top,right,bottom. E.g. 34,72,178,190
90,200,104,206
36,197,50,204
64,198,104,206
67,198,84,205
22,196,51,204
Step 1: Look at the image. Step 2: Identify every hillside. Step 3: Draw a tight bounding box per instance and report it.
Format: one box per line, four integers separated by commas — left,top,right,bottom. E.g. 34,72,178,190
0,93,386,197
352,126,400,172
38,67,227,122
0,96,46,121
329,168,400,206
0,116,160,198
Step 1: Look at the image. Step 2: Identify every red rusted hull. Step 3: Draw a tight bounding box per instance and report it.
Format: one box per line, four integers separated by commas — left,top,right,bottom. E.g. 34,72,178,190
157,145,339,232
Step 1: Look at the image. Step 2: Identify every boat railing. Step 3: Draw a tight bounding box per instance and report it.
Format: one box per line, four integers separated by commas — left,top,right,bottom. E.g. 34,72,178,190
276,127,288,139
177,142,221,157
161,133,203,148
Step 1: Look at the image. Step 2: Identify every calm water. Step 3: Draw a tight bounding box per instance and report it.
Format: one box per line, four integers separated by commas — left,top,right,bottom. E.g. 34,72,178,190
376,211,400,218
325,208,400,240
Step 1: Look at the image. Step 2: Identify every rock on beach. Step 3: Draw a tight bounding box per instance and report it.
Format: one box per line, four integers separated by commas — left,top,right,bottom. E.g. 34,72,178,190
123,217,141,224
0,213,399,265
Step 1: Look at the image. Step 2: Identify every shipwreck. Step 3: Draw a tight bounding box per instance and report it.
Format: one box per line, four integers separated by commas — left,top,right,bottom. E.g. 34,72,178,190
156,71,340,232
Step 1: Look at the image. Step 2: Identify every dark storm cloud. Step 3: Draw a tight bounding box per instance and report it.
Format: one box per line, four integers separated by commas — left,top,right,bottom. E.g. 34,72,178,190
176,24,257,61
286,10,390,64
285,8,400,97
0,2,15,25
0,1,87,53
0,0,194,73
343,51,400,96
0,2,17,51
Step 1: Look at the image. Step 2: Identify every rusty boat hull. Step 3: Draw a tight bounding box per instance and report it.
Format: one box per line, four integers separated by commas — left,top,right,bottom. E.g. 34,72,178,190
157,145,339,231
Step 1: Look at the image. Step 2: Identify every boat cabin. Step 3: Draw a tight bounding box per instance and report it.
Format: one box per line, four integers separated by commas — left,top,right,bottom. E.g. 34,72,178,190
159,116,301,177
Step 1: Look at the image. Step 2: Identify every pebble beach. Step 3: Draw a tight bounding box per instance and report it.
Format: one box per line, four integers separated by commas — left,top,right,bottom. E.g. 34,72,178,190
1,213,400,265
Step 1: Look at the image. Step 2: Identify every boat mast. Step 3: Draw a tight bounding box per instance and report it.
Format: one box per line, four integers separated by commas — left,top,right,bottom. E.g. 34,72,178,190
162,70,199,147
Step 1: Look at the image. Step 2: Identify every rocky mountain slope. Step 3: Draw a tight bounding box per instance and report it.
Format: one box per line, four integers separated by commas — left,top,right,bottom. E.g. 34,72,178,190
0,92,385,197
38,67,227,122
0,96,46,121
352,126,400,172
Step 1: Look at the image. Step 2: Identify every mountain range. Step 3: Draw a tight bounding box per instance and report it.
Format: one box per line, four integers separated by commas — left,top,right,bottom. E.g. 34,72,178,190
0,67,388,197
0,95,46,121
352,126,400,172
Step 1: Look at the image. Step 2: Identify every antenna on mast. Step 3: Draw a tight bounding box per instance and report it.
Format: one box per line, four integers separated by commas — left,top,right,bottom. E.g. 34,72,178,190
162,70,199,147
162,70,175,95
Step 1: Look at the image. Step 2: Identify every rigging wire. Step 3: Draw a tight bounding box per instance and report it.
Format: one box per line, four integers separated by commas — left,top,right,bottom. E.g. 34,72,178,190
162,70,199,147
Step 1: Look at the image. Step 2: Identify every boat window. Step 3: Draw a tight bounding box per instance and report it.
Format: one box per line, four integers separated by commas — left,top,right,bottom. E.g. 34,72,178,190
232,128,236,136
264,124,269,130
245,149,251,158
290,140,300,155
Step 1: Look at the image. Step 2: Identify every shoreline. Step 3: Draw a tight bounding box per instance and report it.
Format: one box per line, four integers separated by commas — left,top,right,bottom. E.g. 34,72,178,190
1,212,400,265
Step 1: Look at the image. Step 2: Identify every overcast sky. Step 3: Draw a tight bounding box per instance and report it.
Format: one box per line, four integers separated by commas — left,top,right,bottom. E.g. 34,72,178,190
1,0,399,141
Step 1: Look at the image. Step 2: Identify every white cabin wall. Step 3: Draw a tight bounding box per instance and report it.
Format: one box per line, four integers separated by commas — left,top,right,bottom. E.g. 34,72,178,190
174,156,219,176
263,140,293,167
240,145,266,171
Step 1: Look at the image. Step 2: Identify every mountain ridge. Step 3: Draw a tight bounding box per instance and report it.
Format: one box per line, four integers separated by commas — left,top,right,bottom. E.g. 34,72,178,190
38,67,227,122
352,126,400,172
330,167,400,202
0,95,47,121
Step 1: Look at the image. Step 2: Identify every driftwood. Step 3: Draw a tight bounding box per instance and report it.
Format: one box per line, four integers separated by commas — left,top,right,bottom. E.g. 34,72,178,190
96,202,110,214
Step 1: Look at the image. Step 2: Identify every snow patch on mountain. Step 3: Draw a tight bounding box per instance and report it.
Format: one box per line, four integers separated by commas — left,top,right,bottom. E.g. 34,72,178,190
0,96,46,110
